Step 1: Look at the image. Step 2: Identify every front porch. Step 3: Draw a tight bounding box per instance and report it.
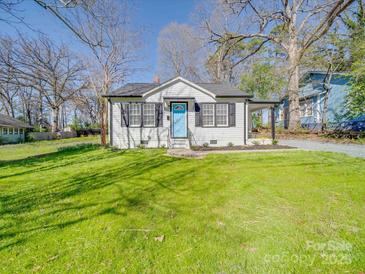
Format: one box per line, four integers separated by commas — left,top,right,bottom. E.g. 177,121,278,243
247,99,279,142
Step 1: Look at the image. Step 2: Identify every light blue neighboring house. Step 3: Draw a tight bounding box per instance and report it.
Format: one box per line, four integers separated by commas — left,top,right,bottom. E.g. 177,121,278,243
0,114,32,144
264,71,364,131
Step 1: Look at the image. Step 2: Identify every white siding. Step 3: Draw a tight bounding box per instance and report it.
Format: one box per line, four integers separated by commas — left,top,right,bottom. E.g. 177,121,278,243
110,80,247,148
146,81,215,102
190,102,245,146
110,101,169,149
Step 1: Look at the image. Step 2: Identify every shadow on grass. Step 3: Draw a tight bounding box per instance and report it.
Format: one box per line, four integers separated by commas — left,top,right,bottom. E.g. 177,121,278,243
0,144,123,180
0,144,208,251
0,143,101,167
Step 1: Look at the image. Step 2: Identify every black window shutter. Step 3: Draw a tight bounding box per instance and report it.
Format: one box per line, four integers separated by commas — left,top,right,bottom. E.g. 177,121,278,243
155,103,163,127
214,104,217,127
121,103,129,127
140,103,144,127
229,103,235,127
195,103,202,127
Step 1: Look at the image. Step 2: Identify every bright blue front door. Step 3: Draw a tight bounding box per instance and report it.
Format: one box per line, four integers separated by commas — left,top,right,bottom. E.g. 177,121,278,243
172,102,187,138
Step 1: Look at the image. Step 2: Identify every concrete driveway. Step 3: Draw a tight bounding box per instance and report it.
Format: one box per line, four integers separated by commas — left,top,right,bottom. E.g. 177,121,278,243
279,139,365,158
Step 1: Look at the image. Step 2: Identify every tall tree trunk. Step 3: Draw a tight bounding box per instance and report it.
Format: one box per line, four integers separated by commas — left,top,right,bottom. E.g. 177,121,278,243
60,104,66,129
100,69,110,146
9,103,15,118
100,97,107,145
27,108,32,126
51,106,60,133
37,92,43,128
287,42,301,131
321,72,333,132
322,91,329,131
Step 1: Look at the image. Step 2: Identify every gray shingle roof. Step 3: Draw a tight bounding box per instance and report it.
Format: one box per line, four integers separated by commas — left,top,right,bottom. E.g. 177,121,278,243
0,114,32,128
108,83,158,97
106,80,252,98
196,83,251,97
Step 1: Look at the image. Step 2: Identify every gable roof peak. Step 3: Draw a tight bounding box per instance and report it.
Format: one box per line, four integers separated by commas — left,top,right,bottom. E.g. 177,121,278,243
105,76,252,98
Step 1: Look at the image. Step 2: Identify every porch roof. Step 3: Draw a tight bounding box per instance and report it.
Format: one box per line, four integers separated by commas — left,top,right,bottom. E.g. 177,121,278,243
248,98,280,112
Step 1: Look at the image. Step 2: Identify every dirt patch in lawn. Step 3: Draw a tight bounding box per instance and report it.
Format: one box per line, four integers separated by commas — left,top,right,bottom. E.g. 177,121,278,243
191,145,295,151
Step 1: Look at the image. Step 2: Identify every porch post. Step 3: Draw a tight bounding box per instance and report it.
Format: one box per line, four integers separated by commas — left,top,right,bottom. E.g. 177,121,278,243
271,107,275,140
244,101,248,145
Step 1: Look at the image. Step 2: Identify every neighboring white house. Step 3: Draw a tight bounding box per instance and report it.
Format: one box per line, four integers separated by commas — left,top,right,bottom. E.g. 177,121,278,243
105,76,277,149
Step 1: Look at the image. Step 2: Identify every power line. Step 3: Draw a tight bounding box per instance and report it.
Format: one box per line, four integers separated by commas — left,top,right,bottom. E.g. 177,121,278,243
33,0,98,47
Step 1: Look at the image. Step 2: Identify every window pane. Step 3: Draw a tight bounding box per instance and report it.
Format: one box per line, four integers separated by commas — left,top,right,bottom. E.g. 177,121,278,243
307,103,313,116
9,128,13,134
202,104,214,126
300,101,313,117
129,104,141,126
143,104,155,126
14,128,18,134
216,104,228,126
300,102,306,117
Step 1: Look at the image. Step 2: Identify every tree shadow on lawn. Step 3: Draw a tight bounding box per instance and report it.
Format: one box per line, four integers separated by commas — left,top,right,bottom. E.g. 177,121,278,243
0,144,121,180
0,145,209,251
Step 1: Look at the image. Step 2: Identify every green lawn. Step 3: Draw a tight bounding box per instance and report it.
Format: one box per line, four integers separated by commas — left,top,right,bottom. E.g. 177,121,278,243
0,136,99,161
0,138,364,273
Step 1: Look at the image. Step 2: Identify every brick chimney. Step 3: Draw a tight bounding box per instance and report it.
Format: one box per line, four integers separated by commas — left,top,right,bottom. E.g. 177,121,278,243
153,75,160,84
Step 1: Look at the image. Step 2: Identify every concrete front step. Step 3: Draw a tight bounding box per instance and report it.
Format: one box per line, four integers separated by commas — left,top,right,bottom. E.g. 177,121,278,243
170,138,190,149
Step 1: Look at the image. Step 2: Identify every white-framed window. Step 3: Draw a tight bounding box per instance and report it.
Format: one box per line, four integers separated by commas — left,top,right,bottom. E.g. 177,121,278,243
216,104,228,126
202,104,215,126
14,128,18,134
300,100,313,117
129,103,141,126
8,128,13,134
143,104,155,127
3,128,8,135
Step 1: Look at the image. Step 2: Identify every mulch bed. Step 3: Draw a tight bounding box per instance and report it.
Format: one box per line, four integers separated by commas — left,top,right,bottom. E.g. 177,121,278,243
191,145,295,151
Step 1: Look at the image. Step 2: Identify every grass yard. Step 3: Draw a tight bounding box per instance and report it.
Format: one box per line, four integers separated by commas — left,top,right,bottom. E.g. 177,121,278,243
0,136,99,161
0,138,364,273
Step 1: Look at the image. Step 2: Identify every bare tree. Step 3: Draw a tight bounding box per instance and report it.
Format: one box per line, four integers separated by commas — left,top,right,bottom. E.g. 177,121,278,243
0,83,19,117
0,0,24,24
157,22,206,81
72,89,99,125
0,35,88,132
205,0,355,130
66,0,142,145
19,86,36,125
30,0,142,144
0,37,19,117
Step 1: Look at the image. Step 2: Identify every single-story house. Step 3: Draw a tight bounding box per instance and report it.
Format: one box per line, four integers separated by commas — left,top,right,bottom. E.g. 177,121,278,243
0,114,32,144
276,71,364,130
104,76,278,149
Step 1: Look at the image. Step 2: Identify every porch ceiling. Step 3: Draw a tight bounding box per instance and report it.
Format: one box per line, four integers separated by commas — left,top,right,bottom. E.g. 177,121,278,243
248,103,276,112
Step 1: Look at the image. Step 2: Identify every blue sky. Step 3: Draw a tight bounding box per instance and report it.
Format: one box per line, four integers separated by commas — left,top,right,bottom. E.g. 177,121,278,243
0,0,198,82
